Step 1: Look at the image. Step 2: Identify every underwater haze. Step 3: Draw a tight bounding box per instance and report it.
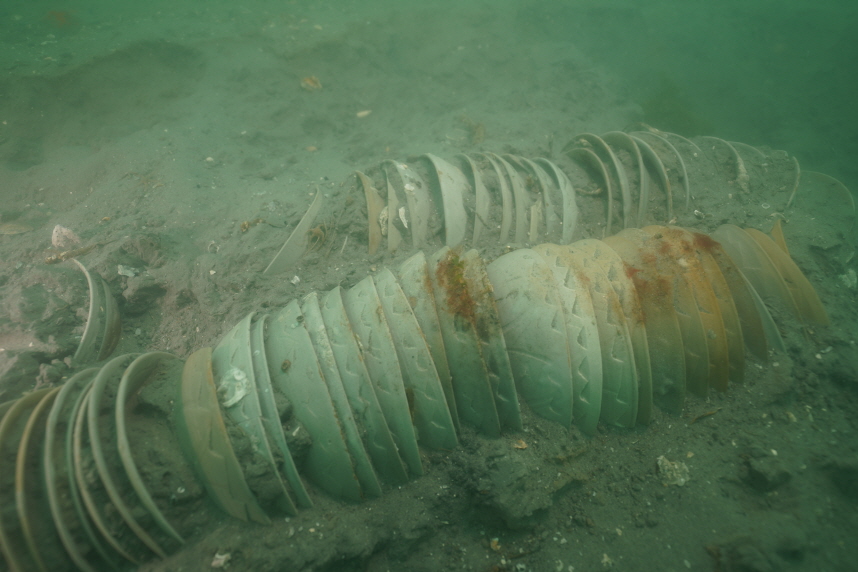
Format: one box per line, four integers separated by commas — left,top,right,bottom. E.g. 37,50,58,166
0,1,856,571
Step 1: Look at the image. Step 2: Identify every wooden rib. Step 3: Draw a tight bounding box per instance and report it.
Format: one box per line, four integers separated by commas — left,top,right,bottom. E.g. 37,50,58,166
566,146,614,237
629,135,673,222
561,240,639,427
178,348,270,524
383,160,433,249
528,200,543,243
213,313,308,511
355,171,385,255
673,228,745,387
373,269,458,449
474,153,514,242
461,250,523,431
573,133,633,229
663,132,703,156
786,156,801,209
455,154,491,244
342,279,424,476
632,131,691,209
507,155,561,240
300,293,385,496
0,389,55,572
609,231,686,412
115,354,186,544
742,272,787,353
602,131,648,227
420,154,469,248
384,170,403,253
86,355,172,560
431,247,502,437
770,218,789,255
532,243,604,434
702,236,770,362
72,385,140,565
264,188,326,273
744,228,829,326
643,226,729,395
319,287,409,485
396,252,459,431
699,136,750,193
535,158,579,243
798,170,856,263
485,249,574,428
16,388,61,572
802,171,855,232
579,239,653,424
489,153,531,244
711,224,802,320
730,141,768,162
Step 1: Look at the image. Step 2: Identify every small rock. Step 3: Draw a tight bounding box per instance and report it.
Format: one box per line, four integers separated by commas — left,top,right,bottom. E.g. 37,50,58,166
839,269,856,289
121,275,166,316
741,457,791,492
822,459,858,499
35,362,65,387
720,537,773,572
175,288,197,309
775,529,808,563
468,443,586,529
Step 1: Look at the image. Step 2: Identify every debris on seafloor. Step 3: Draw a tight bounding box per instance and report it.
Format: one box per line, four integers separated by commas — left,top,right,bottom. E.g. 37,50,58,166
117,264,139,277
0,222,34,235
51,224,81,248
264,189,324,275
211,551,231,568
657,455,690,486
300,76,322,91
44,243,100,264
